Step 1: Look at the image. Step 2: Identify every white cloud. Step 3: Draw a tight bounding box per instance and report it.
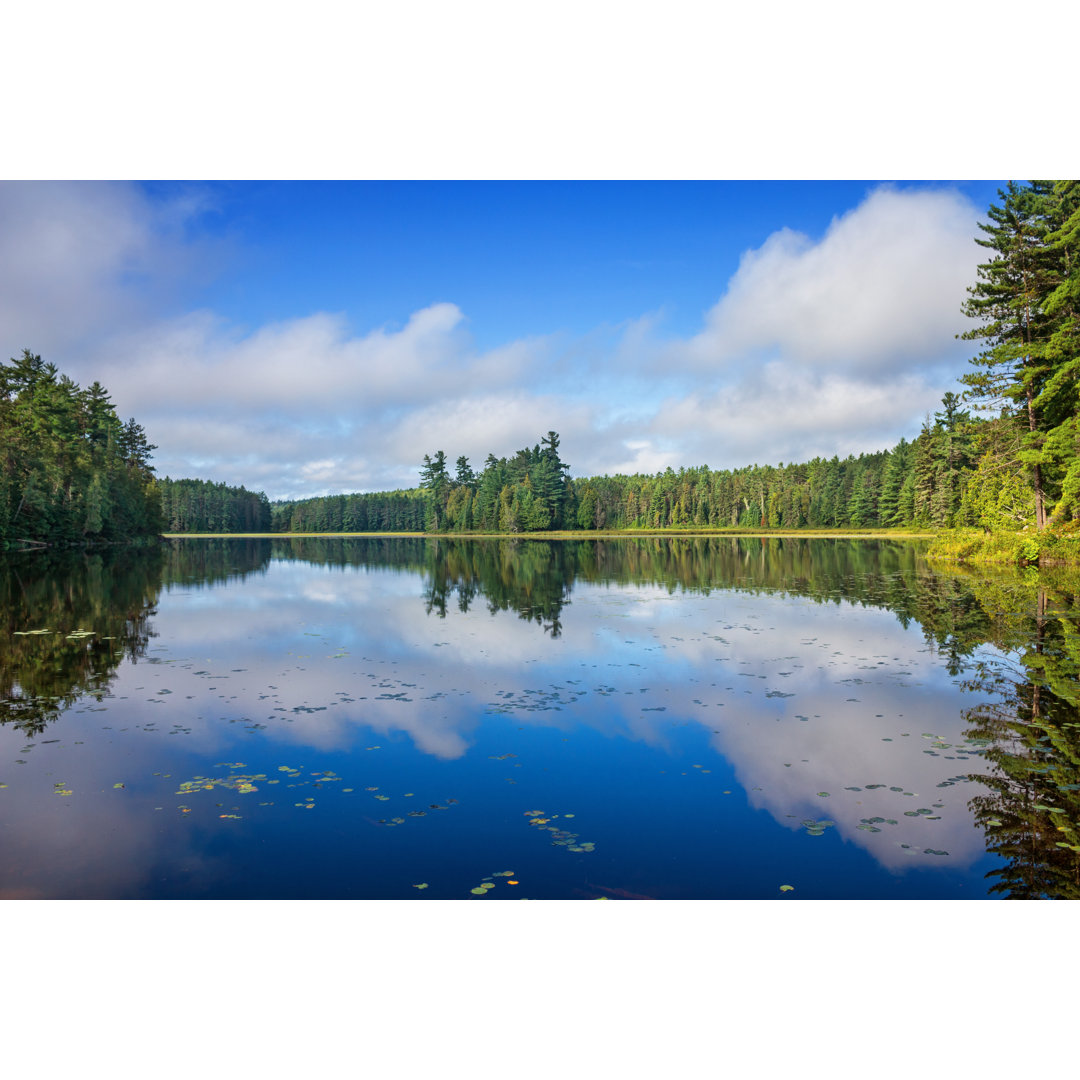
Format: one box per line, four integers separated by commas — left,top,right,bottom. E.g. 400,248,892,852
678,185,980,374
644,364,940,469
0,180,218,360
2,181,987,497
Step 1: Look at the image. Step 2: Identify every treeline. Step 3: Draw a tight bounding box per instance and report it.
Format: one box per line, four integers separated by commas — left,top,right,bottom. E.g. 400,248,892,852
270,488,426,533
417,431,575,531
158,477,272,533
573,393,1048,532
267,402,1024,534
9,181,1074,545
268,431,575,534
269,181,1080,539
0,350,162,546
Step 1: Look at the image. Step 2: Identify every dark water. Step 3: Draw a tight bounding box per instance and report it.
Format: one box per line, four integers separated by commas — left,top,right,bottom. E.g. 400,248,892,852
2,536,1078,899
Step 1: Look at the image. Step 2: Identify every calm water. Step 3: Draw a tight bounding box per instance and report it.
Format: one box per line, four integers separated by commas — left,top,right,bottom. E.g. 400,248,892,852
2,536,1078,899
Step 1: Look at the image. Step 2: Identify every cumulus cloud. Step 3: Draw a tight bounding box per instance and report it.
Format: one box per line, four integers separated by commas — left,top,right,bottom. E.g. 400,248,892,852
642,364,939,469
99,302,544,415
1,181,987,497
677,185,980,374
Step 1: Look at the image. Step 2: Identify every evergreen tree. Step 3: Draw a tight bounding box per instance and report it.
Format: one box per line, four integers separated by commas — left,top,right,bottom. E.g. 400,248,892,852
455,455,476,490
961,182,1057,529
878,440,908,525
0,351,161,545
420,450,451,530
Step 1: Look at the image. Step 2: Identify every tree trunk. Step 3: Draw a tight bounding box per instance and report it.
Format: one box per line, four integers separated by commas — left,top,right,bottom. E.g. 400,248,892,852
1027,384,1047,530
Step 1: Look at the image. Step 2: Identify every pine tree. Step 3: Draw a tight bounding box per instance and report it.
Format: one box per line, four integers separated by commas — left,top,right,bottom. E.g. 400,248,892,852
420,451,451,531
961,182,1057,529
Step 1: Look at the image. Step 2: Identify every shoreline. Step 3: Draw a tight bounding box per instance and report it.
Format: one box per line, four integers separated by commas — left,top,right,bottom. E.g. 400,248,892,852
162,528,938,540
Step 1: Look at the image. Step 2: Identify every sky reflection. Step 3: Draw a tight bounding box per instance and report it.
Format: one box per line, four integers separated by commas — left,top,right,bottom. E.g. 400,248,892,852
0,540,1016,897
147,561,989,868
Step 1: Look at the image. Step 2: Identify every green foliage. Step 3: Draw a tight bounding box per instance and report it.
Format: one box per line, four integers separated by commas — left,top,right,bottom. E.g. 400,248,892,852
927,526,1080,568
0,350,163,545
271,488,426,533
961,181,1080,530
159,477,272,532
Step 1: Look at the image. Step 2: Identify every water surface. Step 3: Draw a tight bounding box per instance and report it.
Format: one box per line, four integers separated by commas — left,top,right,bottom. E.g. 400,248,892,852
2,537,1077,899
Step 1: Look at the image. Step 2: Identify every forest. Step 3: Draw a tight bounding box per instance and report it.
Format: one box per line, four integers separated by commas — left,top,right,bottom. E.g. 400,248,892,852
271,406,986,533
157,477,272,534
0,350,161,545
2,180,1076,548
272,182,1080,541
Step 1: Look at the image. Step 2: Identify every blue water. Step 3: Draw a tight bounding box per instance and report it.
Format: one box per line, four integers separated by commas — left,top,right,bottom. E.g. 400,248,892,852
2,537,1071,899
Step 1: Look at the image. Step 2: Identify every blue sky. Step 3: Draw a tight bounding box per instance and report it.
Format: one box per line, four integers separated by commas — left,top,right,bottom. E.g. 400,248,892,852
1,179,1004,499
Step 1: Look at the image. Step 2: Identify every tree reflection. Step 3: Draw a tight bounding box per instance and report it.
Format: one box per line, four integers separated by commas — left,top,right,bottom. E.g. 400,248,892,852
162,537,272,589
266,535,971,642
1,540,274,735
7,534,1080,897
957,572,1080,898
420,539,574,636
1,547,163,734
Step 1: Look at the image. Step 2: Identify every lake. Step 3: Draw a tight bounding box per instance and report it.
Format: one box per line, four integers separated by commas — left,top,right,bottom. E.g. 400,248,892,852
2,535,1077,899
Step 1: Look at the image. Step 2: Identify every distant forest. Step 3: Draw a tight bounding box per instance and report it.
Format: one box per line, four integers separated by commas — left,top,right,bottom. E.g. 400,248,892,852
158,477,272,533
2,180,1076,546
267,404,1014,533
272,180,1080,537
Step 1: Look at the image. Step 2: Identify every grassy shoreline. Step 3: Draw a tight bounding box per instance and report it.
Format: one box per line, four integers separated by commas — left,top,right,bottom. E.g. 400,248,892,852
925,527,1080,567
